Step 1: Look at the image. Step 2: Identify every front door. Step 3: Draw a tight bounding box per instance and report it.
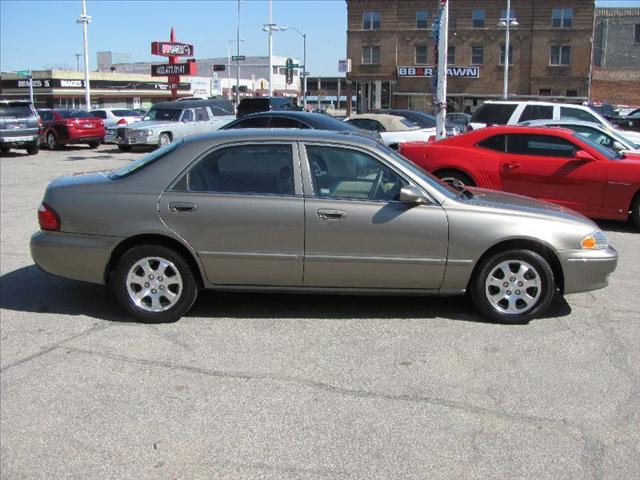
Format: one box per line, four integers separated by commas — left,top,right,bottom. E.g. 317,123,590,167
159,142,304,286
301,143,448,290
499,133,605,213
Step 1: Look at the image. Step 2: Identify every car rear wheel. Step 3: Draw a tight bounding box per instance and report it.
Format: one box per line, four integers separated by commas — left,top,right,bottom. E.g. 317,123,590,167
436,170,475,188
88,140,101,149
112,245,198,323
631,194,640,230
26,144,39,155
46,132,60,150
118,145,133,152
470,249,555,324
157,133,171,148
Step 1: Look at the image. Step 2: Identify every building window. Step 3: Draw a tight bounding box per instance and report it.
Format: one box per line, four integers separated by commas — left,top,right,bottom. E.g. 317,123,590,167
539,88,552,96
449,10,457,29
415,45,428,64
272,66,278,74
552,8,573,28
550,46,571,66
472,9,485,28
499,45,513,66
635,24,640,43
448,45,456,64
362,46,380,65
363,11,381,30
471,45,484,65
501,9,517,22
566,89,578,97
416,11,428,29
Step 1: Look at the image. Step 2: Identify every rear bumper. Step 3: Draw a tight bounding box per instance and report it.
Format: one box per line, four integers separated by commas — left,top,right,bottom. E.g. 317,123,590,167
559,246,618,294
30,231,122,285
0,134,39,146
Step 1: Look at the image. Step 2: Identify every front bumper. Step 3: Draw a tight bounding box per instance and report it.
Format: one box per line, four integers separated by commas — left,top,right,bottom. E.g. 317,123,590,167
559,246,619,294
115,134,158,146
31,231,122,285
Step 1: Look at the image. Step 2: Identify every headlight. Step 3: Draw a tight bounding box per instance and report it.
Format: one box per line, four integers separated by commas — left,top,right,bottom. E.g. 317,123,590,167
136,129,153,136
581,231,608,249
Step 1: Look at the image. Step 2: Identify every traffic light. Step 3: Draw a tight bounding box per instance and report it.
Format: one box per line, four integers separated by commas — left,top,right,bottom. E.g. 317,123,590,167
213,64,225,72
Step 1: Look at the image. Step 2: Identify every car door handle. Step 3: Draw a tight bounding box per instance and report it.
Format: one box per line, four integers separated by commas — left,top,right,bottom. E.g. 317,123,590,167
505,162,521,170
317,209,347,220
169,202,197,213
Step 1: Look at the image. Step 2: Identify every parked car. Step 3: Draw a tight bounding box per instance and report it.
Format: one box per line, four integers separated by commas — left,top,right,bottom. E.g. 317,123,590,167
469,100,640,145
236,97,299,118
38,109,105,149
111,98,235,151
447,112,471,126
520,119,640,153
372,109,463,136
398,125,640,228
91,108,143,143
220,111,381,141
0,100,41,155
31,130,617,324
608,110,640,133
345,113,436,149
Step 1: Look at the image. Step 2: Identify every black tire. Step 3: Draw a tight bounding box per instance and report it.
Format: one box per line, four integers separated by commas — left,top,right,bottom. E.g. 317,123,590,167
0,147,10,154
435,169,475,188
112,245,198,323
470,249,555,324
157,133,171,148
631,194,640,230
46,132,60,150
118,144,133,152
26,143,39,155
88,140,101,149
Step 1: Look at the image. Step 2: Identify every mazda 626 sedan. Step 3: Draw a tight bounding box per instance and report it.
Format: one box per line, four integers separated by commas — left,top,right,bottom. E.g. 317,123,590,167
31,130,618,324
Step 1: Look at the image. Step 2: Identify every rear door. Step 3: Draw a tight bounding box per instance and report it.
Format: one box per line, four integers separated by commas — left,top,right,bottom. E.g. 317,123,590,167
158,141,304,286
300,143,448,290
499,133,606,212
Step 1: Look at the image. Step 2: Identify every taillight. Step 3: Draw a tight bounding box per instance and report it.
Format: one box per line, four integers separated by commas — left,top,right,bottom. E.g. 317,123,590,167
38,202,60,231
116,118,128,125
64,119,77,127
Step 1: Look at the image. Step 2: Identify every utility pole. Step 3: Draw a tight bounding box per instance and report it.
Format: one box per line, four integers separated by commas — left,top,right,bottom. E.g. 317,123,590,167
227,42,232,101
236,0,241,107
268,0,273,97
435,2,448,140
76,0,91,110
503,0,511,99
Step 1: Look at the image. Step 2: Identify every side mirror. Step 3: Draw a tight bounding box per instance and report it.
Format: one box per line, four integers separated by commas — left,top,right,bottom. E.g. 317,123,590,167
574,149,596,161
399,185,427,204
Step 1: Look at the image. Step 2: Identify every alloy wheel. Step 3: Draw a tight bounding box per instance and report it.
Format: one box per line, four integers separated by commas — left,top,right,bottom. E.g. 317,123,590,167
126,256,183,312
484,260,541,314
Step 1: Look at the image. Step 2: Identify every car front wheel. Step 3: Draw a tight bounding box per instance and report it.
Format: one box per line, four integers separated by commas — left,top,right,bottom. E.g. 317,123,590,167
157,133,171,148
112,245,198,323
26,143,39,155
631,194,640,230
470,249,555,324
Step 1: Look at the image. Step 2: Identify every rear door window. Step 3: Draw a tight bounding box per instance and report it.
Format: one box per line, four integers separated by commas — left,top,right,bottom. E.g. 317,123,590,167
507,134,577,158
471,103,517,125
519,105,554,122
187,144,295,195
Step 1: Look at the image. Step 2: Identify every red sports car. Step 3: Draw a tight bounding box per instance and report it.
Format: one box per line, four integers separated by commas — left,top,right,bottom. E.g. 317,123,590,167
399,126,640,228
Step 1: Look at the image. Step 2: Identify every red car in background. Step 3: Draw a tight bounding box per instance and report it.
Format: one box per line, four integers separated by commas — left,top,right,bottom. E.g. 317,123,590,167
399,126,640,228
37,109,105,149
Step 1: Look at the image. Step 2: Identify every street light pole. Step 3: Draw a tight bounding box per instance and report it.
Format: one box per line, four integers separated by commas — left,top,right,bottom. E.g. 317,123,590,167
291,27,307,111
227,42,232,101
499,0,518,99
76,0,92,110
262,0,287,97
236,0,241,107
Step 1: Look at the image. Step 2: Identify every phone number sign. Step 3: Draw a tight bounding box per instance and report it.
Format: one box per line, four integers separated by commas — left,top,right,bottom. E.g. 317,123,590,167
397,66,479,78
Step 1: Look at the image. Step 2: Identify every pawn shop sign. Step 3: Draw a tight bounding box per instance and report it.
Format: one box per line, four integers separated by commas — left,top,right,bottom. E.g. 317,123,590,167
151,42,195,57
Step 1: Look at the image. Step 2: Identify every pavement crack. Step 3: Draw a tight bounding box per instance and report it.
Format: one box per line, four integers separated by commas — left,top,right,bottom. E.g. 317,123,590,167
66,346,586,432
0,322,110,372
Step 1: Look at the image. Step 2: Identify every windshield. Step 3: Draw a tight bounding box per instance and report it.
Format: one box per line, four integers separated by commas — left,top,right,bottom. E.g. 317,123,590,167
144,108,182,122
0,104,33,118
572,133,619,160
402,112,436,128
109,142,179,179
376,143,458,198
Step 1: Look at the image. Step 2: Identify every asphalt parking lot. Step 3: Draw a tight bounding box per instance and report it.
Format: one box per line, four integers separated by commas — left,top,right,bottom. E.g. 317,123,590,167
1,144,639,479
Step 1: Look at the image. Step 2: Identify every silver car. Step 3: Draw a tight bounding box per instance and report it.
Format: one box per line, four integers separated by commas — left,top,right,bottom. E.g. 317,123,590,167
31,130,618,323
112,99,235,150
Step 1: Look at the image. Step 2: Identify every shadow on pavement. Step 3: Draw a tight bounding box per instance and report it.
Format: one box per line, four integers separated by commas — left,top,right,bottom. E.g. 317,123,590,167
597,220,638,234
0,265,571,325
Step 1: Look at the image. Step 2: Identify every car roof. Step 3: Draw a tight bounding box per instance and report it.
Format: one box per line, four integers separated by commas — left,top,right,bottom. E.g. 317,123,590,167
521,119,607,129
235,111,348,126
182,128,381,149
435,125,578,144
152,99,233,110
347,113,420,131
482,100,590,109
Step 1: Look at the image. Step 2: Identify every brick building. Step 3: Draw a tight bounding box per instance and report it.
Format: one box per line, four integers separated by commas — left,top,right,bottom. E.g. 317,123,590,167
346,0,596,113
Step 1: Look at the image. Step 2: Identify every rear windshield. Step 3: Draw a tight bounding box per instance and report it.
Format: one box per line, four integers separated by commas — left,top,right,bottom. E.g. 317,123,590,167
144,108,182,121
62,110,94,118
471,103,517,125
109,142,179,180
0,104,33,118
112,109,140,117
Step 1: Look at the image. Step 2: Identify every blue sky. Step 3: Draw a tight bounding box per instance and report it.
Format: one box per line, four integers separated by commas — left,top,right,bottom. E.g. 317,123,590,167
1,0,638,75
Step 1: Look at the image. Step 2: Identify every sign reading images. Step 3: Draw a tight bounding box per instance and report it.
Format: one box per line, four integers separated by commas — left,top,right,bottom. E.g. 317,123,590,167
397,66,480,78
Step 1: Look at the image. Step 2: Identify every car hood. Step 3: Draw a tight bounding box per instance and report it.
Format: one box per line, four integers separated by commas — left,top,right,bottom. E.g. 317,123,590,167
121,119,177,130
458,187,597,226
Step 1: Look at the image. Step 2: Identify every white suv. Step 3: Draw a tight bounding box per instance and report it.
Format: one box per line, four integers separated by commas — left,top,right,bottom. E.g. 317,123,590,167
469,101,640,144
